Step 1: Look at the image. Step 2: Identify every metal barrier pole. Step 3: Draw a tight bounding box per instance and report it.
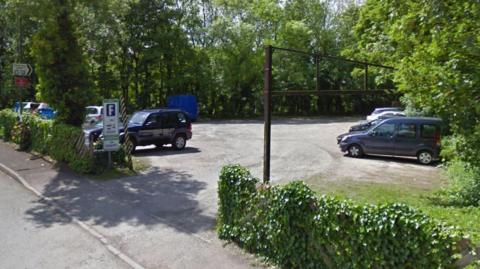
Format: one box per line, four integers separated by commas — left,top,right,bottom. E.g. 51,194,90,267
263,45,272,184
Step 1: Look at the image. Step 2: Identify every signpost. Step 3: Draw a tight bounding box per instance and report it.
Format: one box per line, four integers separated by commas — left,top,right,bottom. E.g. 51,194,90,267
13,63,33,77
14,76,30,88
13,63,33,122
103,99,120,168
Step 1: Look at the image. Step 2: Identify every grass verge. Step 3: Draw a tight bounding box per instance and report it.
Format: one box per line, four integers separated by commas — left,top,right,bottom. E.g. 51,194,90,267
91,157,150,180
307,177,480,244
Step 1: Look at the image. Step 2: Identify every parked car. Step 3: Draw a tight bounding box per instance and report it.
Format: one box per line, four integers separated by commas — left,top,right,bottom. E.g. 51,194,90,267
83,118,124,147
366,110,405,121
37,103,56,119
85,106,103,125
338,117,443,164
14,102,40,113
119,108,192,152
337,115,401,143
14,102,56,119
349,114,405,133
369,107,403,116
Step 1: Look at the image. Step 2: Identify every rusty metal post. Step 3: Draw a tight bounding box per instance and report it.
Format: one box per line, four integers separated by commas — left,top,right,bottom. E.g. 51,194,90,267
263,45,273,184
364,64,368,91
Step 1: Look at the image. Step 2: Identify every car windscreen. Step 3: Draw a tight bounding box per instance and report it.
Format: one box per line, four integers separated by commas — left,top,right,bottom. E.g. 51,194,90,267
86,107,99,114
129,112,149,125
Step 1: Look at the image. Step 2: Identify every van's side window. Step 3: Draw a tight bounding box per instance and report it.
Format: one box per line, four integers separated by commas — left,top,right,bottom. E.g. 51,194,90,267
421,124,437,138
397,123,416,138
373,123,395,137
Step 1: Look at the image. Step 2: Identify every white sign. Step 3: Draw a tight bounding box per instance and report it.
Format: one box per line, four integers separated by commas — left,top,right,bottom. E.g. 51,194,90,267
102,99,120,151
13,63,33,77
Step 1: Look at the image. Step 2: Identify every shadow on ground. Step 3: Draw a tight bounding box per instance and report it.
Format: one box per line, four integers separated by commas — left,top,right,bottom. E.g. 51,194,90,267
25,165,214,234
343,153,439,166
134,146,201,157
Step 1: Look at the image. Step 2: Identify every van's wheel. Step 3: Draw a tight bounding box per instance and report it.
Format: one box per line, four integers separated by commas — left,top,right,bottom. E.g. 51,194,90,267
348,144,363,158
172,134,186,150
417,150,433,165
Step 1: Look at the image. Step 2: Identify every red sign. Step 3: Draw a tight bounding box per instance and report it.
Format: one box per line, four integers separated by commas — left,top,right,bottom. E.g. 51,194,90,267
14,76,30,88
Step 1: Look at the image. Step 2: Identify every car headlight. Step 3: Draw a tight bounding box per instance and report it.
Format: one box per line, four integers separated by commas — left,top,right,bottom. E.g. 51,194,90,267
341,136,349,142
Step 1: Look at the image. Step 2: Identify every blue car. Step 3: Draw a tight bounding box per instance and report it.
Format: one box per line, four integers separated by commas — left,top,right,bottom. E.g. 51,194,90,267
338,117,442,164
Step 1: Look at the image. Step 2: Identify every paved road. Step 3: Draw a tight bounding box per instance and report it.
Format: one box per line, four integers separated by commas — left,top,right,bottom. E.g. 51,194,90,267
0,142,259,269
0,171,130,269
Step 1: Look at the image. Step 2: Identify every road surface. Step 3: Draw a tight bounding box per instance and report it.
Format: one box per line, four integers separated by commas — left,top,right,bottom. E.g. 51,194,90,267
0,171,130,269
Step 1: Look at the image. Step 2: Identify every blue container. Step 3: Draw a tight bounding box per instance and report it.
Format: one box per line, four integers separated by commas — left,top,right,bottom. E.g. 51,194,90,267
167,95,198,121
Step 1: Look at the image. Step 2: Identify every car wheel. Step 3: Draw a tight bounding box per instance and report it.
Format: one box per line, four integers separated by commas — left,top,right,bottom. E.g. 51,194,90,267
129,138,137,154
417,150,433,165
172,134,186,150
348,144,363,158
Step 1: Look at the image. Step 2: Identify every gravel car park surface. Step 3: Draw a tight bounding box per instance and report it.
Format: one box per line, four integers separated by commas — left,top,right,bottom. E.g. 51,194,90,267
135,117,444,218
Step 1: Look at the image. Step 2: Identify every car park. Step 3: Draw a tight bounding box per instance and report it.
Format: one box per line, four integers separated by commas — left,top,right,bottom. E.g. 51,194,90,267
338,117,443,164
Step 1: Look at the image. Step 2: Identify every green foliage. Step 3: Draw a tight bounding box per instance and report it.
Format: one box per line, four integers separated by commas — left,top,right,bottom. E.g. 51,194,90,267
11,120,31,150
218,165,462,268
435,161,480,207
348,0,480,206
2,0,393,117
0,109,18,141
46,122,96,173
0,109,130,174
218,164,259,237
308,177,480,244
31,0,93,126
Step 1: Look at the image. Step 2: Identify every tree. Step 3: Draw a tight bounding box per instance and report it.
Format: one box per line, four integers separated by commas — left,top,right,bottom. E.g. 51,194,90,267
31,0,93,126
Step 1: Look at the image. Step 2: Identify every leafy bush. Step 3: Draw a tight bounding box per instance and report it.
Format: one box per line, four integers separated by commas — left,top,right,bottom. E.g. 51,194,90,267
0,109,127,174
435,135,480,206
218,164,258,239
0,109,18,141
47,123,96,173
434,161,480,207
218,164,462,268
29,116,52,155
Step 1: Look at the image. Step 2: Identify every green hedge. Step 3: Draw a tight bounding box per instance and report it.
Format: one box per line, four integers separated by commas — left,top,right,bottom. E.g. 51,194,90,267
0,109,126,174
0,109,17,141
218,164,462,268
